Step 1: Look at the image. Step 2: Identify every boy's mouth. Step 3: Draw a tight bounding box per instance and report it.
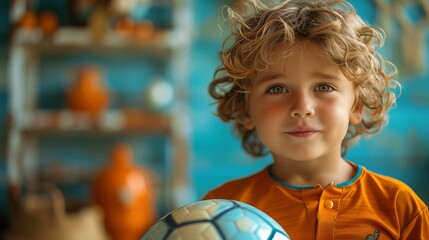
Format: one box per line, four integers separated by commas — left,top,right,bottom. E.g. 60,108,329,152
285,126,319,137
286,131,318,137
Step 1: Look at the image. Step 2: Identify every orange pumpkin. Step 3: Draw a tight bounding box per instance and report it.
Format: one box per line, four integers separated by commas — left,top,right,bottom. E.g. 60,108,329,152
66,65,109,115
92,143,157,240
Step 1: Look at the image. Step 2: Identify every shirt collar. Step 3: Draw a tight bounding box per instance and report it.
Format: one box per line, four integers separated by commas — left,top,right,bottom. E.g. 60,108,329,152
267,162,363,190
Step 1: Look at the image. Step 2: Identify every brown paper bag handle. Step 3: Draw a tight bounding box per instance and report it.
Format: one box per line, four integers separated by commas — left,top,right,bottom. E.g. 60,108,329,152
22,183,66,221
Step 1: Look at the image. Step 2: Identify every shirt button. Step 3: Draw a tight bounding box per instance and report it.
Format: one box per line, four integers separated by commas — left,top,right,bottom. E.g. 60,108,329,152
324,200,334,209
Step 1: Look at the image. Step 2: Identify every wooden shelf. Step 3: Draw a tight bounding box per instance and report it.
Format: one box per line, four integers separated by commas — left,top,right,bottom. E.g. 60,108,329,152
12,27,190,55
18,109,171,133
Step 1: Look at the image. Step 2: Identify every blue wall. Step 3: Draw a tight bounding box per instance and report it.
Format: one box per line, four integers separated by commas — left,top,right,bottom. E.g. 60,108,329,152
0,0,428,231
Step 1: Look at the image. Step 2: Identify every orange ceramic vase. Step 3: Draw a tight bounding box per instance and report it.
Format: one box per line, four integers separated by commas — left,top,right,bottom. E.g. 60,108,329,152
66,66,109,115
92,144,157,240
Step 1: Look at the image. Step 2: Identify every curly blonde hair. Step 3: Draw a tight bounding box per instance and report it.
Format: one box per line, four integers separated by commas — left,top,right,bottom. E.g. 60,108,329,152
209,0,400,157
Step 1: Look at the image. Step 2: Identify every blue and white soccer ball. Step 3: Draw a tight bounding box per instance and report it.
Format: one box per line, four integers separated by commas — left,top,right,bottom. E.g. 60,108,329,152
140,199,290,240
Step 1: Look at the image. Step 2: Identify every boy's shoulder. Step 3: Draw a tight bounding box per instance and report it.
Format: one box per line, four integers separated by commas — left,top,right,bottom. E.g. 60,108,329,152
360,166,415,191
203,166,270,200
359,166,426,206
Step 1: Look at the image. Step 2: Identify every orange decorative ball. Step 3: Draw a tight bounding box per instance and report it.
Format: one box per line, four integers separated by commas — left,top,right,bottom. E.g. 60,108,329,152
66,65,109,115
39,11,60,37
18,11,38,29
92,143,157,240
115,16,134,36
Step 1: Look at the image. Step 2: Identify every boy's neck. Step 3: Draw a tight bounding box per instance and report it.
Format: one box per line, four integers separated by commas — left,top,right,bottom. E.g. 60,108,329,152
270,156,356,187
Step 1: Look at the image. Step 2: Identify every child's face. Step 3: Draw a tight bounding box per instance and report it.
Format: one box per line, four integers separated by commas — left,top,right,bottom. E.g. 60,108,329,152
244,41,362,162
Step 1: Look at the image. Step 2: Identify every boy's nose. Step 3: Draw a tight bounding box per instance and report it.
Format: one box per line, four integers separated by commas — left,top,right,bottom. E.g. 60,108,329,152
290,93,315,118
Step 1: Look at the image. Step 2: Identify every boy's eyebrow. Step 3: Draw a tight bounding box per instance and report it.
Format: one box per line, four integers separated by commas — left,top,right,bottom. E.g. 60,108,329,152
311,72,341,80
255,73,288,85
255,72,341,85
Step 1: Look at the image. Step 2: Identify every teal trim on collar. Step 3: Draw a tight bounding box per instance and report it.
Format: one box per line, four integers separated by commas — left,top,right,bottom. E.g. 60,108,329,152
267,166,314,190
336,163,362,187
268,162,363,190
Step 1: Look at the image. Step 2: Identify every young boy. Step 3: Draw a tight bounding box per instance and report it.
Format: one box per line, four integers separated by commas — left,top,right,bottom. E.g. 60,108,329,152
203,0,429,239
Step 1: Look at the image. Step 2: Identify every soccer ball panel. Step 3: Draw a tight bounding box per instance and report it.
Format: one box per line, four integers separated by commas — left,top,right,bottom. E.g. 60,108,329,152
272,232,292,240
169,223,223,240
171,199,235,223
139,220,169,240
234,200,285,231
218,207,276,239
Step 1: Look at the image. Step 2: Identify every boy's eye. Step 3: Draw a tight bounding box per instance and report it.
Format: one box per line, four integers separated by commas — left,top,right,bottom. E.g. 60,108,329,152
315,84,334,92
267,86,287,94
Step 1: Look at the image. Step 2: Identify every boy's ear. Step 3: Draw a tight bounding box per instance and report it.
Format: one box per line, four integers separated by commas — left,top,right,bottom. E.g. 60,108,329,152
242,115,255,130
350,101,363,125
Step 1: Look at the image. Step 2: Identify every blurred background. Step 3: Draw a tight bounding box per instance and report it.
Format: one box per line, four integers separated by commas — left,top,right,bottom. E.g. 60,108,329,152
0,0,428,239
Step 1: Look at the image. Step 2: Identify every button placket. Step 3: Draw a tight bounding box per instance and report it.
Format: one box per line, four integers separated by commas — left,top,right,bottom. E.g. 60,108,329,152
316,185,343,239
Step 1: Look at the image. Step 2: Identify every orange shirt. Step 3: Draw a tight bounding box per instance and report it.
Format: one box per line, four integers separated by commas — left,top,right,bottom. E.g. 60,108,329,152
203,164,429,240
